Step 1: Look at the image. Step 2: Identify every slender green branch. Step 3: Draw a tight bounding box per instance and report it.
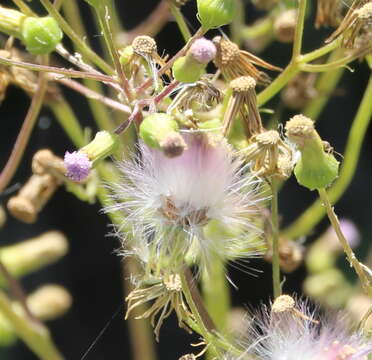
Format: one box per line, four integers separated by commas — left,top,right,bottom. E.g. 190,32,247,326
93,3,134,102
0,54,117,83
318,188,371,296
300,38,342,64
0,60,48,193
292,0,307,60
39,0,114,75
170,4,191,42
230,0,245,45
303,50,345,120
11,0,36,16
0,290,63,360
271,178,281,298
283,74,372,239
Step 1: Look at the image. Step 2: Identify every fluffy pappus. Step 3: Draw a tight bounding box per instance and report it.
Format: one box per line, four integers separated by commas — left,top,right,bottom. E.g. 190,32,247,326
105,132,266,273
225,299,371,360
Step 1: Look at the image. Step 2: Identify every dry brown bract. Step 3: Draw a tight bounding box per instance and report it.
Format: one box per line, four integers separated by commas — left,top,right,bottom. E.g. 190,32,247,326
315,0,342,28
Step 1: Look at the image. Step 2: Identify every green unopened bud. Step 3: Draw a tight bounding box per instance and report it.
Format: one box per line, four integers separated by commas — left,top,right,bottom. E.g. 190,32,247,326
285,114,339,190
140,113,186,157
0,6,26,38
80,131,118,165
197,0,236,29
119,45,134,66
172,56,204,83
0,231,68,286
21,16,63,55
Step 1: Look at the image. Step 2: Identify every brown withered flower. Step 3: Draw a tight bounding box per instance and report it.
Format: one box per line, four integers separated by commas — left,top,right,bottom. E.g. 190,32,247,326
274,9,298,43
222,76,263,138
125,274,192,341
315,0,342,28
212,36,282,86
326,0,372,48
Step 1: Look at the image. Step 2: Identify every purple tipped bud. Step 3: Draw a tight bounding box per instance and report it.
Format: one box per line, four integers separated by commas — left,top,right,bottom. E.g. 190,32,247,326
189,38,216,64
64,151,92,182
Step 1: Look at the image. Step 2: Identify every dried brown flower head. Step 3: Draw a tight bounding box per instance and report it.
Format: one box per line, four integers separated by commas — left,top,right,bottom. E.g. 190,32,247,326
274,9,298,43
316,0,343,28
212,36,282,86
326,0,372,48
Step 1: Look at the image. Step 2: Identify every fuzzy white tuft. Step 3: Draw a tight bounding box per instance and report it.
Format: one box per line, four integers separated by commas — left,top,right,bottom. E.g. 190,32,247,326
105,132,266,272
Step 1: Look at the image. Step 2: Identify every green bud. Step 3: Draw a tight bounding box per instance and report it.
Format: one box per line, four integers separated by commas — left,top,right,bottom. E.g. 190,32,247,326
197,0,236,29
0,231,68,287
119,45,135,66
172,56,205,83
285,114,339,190
80,131,118,165
21,16,63,55
140,113,186,157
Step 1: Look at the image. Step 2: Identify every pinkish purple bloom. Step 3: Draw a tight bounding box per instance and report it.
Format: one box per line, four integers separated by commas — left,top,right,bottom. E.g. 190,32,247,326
105,132,264,272
190,38,217,64
64,151,92,182
226,299,371,360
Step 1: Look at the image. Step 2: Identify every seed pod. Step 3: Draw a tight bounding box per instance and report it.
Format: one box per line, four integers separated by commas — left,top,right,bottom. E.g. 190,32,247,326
197,0,236,29
21,16,63,55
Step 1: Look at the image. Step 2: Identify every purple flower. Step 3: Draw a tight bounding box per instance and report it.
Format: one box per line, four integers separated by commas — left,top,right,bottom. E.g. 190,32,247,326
64,151,92,182
189,38,217,64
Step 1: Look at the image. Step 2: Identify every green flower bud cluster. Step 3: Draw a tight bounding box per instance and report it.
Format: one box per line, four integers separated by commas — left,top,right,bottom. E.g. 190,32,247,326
139,113,187,157
285,114,339,190
197,0,236,29
0,5,63,55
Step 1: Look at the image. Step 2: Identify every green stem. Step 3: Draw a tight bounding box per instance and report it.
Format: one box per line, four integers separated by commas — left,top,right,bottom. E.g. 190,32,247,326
257,63,299,106
271,178,281,298
170,4,191,42
283,73,372,239
0,290,63,360
300,38,341,64
62,0,115,130
241,16,273,39
93,3,134,102
39,0,114,75
201,258,230,331
303,50,345,120
318,188,371,296
0,62,48,193
230,0,245,46
291,0,307,60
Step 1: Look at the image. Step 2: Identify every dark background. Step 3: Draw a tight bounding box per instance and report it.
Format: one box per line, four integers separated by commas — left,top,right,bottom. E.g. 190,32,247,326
0,1,371,359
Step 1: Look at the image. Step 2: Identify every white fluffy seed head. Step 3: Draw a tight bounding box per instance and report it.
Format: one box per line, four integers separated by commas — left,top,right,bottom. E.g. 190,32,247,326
105,132,266,272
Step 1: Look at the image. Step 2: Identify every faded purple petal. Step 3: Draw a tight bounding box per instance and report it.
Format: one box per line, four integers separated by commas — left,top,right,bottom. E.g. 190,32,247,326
64,151,92,182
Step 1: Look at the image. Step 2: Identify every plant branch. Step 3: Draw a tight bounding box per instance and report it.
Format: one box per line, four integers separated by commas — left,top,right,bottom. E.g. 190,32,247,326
292,0,307,60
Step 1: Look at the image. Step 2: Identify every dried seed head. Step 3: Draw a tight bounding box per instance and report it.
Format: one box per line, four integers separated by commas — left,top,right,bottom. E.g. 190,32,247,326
274,9,298,43
7,174,60,223
285,114,315,146
27,285,72,320
213,36,281,85
315,0,342,28
222,76,263,137
159,132,187,158
230,75,257,92
356,2,372,19
272,295,295,313
164,274,182,291
132,35,157,55
32,149,65,177
255,130,280,146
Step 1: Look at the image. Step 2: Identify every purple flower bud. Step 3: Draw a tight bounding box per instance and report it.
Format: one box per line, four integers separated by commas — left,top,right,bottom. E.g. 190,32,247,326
189,38,216,64
327,218,360,250
64,151,92,182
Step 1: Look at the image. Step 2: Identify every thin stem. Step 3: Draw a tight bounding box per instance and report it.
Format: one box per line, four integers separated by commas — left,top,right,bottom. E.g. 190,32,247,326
300,38,342,64
292,0,307,60
230,0,245,46
0,290,63,360
39,0,114,75
271,178,281,298
0,59,48,193
318,188,371,296
94,3,134,102
11,0,36,16
241,17,273,39
283,74,372,239
135,27,205,96
201,257,230,332
303,50,345,120
257,63,299,106
170,4,192,42
0,54,117,83
57,78,131,114
61,0,115,130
